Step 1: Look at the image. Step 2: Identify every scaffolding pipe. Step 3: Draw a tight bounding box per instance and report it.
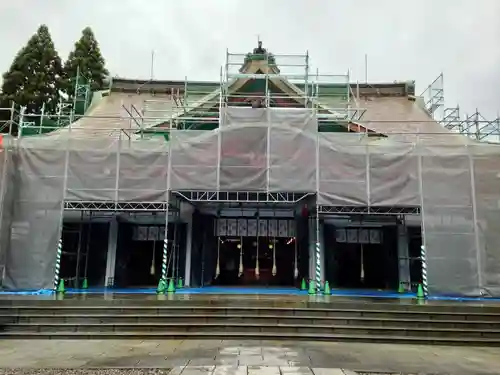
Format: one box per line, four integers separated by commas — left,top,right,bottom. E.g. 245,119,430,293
18,106,26,140
183,76,188,112
161,137,173,281
364,54,368,83
314,94,322,291
53,124,71,290
304,50,309,107
7,102,15,135
39,103,45,135
150,50,155,81
417,135,428,297
468,144,483,294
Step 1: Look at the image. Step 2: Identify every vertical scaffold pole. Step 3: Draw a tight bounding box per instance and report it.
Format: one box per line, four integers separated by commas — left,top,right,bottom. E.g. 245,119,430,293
314,93,322,292
417,134,428,298
315,207,321,292
8,102,15,135
162,136,173,282
162,197,170,281
54,121,71,290
304,51,309,106
468,145,483,294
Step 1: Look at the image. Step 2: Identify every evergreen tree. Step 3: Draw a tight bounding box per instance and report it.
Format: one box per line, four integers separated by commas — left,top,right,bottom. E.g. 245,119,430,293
64,27,109,93
0,25,64,115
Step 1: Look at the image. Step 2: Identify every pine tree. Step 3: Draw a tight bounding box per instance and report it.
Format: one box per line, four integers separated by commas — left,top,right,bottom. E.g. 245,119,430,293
64,27,109,93
0,25,64,115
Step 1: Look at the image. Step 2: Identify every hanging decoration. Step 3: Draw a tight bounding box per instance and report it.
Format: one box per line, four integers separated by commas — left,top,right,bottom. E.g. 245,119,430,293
150,240,156,276
149,226,159,276
270,213,277,277
215,238,221,279
360,243,365,282
215,211,221,279
294,220,299,279
255,212,260,279
271,242,277,276
238,240,243,277
216,218,294,237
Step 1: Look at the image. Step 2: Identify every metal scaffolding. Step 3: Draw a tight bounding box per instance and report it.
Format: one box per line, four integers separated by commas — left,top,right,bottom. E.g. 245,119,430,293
120,48,366,133
1,47,500,296
421,73,500,142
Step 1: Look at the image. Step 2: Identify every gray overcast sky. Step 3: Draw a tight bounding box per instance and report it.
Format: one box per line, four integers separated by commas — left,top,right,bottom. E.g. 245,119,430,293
0,0,499,117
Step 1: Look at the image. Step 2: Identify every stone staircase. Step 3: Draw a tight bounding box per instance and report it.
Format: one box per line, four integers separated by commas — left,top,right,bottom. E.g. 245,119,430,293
0,297,499,345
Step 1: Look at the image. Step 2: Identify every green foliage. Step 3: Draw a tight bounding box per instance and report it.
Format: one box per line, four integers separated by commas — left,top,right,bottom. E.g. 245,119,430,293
64,27,109,93
0,24,64,115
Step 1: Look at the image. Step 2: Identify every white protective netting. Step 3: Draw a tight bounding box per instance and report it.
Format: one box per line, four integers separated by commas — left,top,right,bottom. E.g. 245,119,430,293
1,107,500,295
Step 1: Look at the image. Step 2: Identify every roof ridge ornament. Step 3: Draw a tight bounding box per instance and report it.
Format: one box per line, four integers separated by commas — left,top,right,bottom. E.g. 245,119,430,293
253,40,267,55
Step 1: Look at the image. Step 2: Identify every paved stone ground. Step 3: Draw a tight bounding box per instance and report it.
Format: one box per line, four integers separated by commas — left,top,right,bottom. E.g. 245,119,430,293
0,340,498,374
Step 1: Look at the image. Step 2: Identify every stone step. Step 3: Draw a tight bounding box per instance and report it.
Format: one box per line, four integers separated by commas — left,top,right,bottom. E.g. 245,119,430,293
3,322,500,339
2,313,500,329
2,306,500,321
3,298,500,314
1,330,499,346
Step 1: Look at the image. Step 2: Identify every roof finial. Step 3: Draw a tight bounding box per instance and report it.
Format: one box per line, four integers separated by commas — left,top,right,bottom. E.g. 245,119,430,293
253,37,266,55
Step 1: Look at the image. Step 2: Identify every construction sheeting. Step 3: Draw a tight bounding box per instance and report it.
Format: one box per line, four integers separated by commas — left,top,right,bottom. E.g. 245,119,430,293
471,145,500,296
3,145,66,289
0,147,14,283
420,146,479,296
1,107,500,295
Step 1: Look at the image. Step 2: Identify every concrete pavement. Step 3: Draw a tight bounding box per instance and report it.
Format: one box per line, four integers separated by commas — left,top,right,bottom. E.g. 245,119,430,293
0,339,499,374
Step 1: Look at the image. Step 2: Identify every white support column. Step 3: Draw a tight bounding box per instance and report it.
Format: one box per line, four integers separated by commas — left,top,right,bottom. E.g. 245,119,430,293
308,217,314,282
397,223,411,290
104,218,118,287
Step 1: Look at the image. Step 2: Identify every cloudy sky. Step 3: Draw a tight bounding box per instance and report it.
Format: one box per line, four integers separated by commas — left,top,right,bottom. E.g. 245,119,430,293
0,0,499,118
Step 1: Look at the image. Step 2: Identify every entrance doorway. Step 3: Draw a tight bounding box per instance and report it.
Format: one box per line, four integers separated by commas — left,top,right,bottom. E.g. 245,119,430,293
213,236,298,287
324,224,399,290
114,222,186,288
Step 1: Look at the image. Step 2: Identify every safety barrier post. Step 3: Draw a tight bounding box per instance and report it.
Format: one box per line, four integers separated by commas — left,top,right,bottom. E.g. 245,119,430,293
420,245,428,297
54,238,63,289
162,224,169,282
315,208,321,293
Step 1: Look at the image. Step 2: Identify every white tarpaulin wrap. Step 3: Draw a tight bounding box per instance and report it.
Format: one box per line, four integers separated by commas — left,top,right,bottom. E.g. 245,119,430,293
170,130,217,190
117,141,169,202
369,142,419,206
470,145,500,296
269,109,317,192
2,107,500,296
4,144,66,289
0,146,14,280
318,134,368,206
219,124,268,190
67,141,118,201
420,146,479,296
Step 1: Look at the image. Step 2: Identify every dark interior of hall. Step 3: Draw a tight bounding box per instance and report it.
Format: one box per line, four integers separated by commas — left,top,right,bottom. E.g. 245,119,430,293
114,222,186,288
211,236,301,287
408,225,423,290
189,210,310,288
59,221,108,288
324,223,399,290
